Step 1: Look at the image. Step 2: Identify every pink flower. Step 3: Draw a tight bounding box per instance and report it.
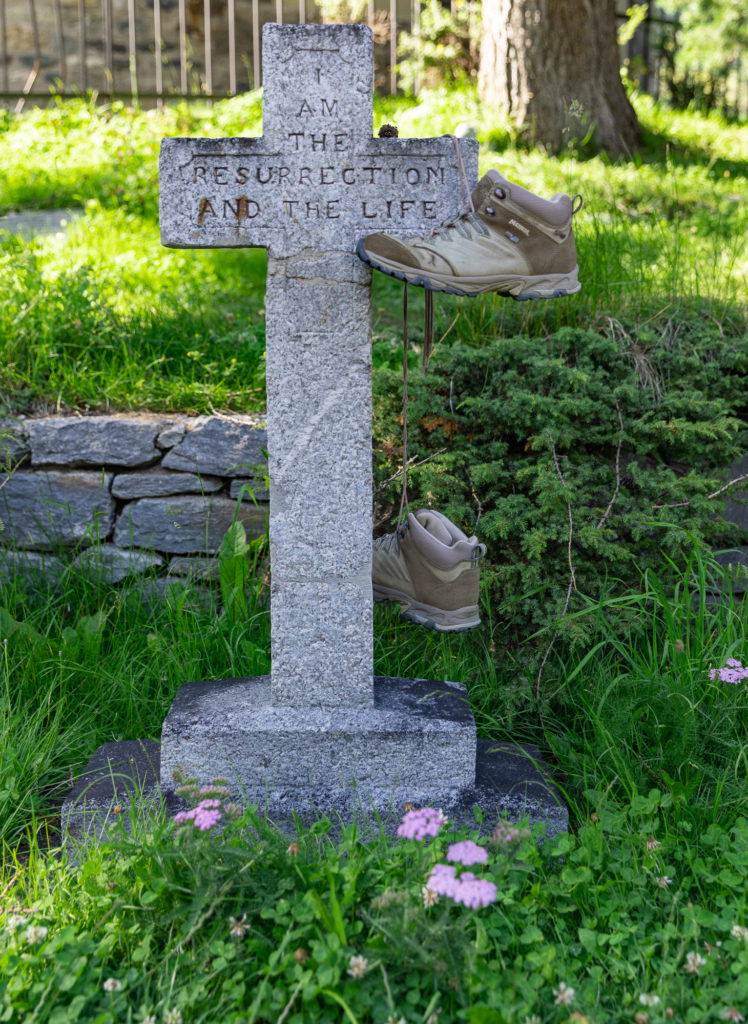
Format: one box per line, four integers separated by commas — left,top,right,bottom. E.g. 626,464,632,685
453,873,497,909
397,807,447,841
174,798,223,831
446,840,489,866
426,863,461,899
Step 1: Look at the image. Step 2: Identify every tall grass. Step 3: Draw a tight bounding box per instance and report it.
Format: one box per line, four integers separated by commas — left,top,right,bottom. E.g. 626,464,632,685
2,90,746,415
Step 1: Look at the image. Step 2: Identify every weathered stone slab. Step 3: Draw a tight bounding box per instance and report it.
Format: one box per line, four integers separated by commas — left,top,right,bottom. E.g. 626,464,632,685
112,470,223,499
162,416,267,477
28,415,161,468
62,734,567,847
0,418,29,468
73,544,163,584
0,471,115,550
113,495,266,553
161,675,476,798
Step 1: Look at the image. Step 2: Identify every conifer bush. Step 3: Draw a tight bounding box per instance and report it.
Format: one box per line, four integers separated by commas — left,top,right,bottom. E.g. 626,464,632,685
373,314,747,647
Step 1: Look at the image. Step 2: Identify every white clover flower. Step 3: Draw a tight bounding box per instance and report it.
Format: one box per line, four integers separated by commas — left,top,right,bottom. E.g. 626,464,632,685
163,1009,183,1024
421,885,439,907
6,915,26,929
724,1008,745,1022
229,914,248,938
656,875,672,888
25,925,48,944
347,954,368,979
730,924,748,942
684,951,707,974
639,993,660,1007
553,982,574,1006
103,978,122,992
141,1016,157,1024
645,838,661,851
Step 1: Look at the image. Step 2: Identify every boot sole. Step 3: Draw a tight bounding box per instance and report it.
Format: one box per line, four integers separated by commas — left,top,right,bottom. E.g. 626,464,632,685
373,584,480,633
357,241,580,300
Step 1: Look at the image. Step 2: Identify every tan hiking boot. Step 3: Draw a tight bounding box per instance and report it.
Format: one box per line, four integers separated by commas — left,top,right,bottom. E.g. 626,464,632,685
357,169,582,299
372,509,486,632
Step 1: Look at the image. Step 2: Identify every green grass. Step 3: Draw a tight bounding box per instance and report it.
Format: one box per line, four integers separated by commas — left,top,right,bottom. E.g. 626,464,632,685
0,548,747,1022
1,89,746,415
1,87,747,1021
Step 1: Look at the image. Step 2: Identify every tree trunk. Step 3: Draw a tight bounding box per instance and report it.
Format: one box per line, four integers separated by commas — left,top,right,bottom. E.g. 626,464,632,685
478,0,640,156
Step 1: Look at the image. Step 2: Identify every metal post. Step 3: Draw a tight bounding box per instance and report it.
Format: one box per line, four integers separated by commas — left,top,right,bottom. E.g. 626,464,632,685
389,0,396,94
252,0,260,88
78,0,87,92
128,0,137,102
276,0,282,23
15,0,41,112
54,0,66,86
154,0,163,108
299,0,305,24
178,0,187,94
0,0,8,94
204,0,212,96
411,0,420,94
102,0,113,95
228,0,236,93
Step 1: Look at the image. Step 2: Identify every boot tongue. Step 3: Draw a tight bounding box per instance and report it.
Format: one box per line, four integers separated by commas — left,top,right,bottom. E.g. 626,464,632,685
415,510,459,545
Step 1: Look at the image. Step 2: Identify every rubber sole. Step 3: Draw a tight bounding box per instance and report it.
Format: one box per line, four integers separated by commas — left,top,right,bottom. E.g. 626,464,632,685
373,584,481,633
357,239,580,300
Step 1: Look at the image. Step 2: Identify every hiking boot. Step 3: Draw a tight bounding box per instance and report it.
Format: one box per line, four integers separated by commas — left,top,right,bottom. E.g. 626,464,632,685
357,169,582,299
372,509,486,632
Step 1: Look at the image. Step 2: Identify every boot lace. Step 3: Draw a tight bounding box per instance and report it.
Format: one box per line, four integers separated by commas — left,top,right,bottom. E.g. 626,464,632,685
374,521,409,554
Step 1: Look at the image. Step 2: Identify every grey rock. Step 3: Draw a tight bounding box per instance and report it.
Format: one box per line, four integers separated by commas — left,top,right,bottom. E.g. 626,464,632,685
162,416,268,478
122,576,217,614
112,470,223,499
0,417,29,469
28,415,161,468
0,470,115,550
167,555,221,580
113,495,266,554
0,548,66,590
73,544,163,584
229,479,269,503
156,422,188,450
723,453,748,532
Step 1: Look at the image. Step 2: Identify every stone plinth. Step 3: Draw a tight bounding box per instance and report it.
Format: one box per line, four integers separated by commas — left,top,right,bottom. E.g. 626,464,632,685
160,676,476,807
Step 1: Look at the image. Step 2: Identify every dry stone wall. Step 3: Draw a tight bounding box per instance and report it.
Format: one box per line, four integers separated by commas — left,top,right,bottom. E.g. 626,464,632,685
0,412,268,589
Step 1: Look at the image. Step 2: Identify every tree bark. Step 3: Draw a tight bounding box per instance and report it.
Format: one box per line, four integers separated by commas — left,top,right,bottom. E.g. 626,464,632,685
478,0,640,156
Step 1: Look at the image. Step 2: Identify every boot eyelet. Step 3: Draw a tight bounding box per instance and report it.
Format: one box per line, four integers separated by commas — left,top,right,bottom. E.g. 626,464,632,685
494,187,506,199
484,205,496,216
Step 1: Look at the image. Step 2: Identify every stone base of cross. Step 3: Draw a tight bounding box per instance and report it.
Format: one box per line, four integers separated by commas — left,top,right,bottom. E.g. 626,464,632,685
153,23,565,833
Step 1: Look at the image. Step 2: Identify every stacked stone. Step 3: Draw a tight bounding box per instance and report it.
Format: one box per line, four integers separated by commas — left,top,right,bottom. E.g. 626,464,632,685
0,413,268,589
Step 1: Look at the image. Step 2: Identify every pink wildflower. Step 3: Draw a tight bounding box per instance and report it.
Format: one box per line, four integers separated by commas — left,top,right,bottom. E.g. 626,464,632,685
397,807,446,841
426,863,461,899
452,873,497,909
446,840,489,866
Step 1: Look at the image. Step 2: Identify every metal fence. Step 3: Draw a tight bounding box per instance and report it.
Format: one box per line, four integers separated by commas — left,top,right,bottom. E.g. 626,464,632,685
0,0,434,110
1,0,746,116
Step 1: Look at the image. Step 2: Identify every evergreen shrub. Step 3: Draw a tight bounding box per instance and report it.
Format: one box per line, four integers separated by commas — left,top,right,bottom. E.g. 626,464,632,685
372,316,747,648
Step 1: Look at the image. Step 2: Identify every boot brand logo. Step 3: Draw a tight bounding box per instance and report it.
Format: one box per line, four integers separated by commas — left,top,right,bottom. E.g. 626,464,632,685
508,218,530,236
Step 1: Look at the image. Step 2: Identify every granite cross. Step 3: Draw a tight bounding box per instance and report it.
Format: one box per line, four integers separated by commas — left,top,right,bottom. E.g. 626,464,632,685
159,22,478,713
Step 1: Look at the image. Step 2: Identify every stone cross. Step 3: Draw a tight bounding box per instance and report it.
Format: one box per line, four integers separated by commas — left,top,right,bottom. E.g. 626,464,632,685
160,23,478,713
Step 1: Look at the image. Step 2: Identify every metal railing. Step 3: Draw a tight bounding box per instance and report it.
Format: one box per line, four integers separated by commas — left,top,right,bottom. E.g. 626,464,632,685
0,0,435,110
